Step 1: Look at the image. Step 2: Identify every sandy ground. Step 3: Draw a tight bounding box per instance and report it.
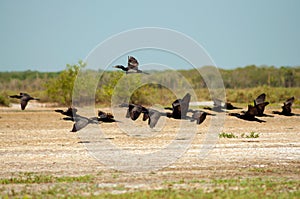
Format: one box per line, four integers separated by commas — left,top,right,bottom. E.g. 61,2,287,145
0,103,299,194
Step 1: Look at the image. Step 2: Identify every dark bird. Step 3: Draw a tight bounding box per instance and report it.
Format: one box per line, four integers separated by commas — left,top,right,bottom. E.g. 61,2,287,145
164,93,191,119
113,56,149,74
120,103,161,128
272,97,295,116
215,98,241,110
120,93,210,128
204,98,240,112
229,105,265,123
9,93,40,110
253,93,269,116
142,109,163,128
125,104,149,120
63,115,99,132
190,111,208,125
55,107,78,118
98,110,117,122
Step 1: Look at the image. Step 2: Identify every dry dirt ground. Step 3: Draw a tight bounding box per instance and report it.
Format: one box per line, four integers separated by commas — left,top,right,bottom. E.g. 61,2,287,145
0,104,299,195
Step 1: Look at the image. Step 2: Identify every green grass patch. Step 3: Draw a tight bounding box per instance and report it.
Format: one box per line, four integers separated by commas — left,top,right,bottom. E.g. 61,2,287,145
0,172,94,184
1,175,299,198
241,131,260,138
219,132,238,138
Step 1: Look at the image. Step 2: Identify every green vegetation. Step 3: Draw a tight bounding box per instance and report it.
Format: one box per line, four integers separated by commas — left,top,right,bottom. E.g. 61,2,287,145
219,132,260,139
0,172,94,184
0,92,10,107
0,175,299,198
219,132,238,138
45,61,85,106
241,131,260,138
1,64,299,106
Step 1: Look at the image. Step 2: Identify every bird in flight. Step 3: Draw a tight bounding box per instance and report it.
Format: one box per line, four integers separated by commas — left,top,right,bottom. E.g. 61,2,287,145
113,56,149,74
9,93,40,110
253,93,269,116
55,108,116,132
229,104,266,123
204,98,240,112
272,97,295,116
121,93,211,128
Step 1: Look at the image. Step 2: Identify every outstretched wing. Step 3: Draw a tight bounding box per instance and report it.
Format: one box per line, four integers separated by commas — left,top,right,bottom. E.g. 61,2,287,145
71,117,89,132
254,93,266,105
284,96,294,107
180,93,191,118
192,111,207,125
256,102,269,116
20,99,28,110
213,98,222,107
282,96,295,114
148,110,161,128
127,56,139,70
9,95,22,99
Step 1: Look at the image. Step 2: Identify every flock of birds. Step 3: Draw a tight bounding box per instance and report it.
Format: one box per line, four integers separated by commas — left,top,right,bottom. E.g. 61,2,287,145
7,56,297,132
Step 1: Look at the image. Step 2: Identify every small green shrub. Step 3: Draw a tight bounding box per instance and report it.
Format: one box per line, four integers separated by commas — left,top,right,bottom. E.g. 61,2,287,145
241,132,260,138
0,92,10,107
219,132,238,138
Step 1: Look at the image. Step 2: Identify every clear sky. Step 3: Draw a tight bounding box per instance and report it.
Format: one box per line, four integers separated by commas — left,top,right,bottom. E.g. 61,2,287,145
0,0,299,71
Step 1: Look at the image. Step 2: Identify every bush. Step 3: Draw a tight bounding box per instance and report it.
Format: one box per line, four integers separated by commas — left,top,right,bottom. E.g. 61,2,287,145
0,92,10,107
45,61,85,106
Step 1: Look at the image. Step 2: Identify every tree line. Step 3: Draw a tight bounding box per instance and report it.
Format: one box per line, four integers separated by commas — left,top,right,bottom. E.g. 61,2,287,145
0,63,299,106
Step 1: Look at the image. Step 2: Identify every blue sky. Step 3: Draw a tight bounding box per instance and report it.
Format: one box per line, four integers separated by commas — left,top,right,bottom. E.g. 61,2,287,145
0,0,299,71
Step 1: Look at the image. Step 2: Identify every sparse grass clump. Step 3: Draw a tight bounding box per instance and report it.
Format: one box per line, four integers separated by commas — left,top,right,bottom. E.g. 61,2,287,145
219,132,260,139
241,131,260,138
0,172,94,184
219,132,238,138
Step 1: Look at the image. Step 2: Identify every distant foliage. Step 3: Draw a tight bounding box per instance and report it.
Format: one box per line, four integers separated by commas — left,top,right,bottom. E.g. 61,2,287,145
0,70,59,92
0,64,299,106
0,92,10,107
45,61,85,106
219,65,300,88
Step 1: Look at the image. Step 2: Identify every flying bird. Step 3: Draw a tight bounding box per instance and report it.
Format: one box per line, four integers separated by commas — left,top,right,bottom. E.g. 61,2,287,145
164,93,191,119
229,104,265,123
190,111,208,125
55,107,78,118
272,97,295,116
113,56,149,74
98,110,117,122
204,98,240,112
254,93,269,116
63,115,99,132
9,93,40,110
119,103,148,120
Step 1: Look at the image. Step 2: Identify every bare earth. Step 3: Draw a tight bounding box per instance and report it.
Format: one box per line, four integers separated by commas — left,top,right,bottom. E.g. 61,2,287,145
0,104,299,194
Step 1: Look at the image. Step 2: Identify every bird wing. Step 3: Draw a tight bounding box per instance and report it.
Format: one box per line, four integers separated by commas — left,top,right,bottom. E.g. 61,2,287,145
284,96,295,106
254,93,266,105
255,102,269,115
20,99,28,110
180,93,191,118
282,97,294,114
71,117,89,132
213,98,222,107
148,110,161,128
9,95,22,99
127,56,139,70
193,111,207,125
